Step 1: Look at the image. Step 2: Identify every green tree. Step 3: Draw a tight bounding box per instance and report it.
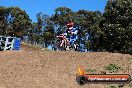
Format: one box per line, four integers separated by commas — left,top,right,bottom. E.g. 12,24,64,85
42,25,55,47
75,10,104,51
28,22,38,44
0,7,31,38
28,13,55,47
102,0,132,54
51,7,73,34
0,6,7,35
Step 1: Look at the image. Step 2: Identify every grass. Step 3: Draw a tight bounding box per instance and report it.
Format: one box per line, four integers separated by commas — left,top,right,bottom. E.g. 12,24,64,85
106,85,119,88
104,64,121,73
128,81,132,87
127,58,132,60
86,68,96,73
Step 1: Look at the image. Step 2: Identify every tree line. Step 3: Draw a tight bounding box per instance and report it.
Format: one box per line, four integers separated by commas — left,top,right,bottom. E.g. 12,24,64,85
0,0,132,54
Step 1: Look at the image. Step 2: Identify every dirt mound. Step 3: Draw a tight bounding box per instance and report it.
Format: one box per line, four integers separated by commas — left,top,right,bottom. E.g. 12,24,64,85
0,44,132,88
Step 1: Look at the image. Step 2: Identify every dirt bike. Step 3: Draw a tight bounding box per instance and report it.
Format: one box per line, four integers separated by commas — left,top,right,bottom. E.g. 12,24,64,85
69,41,80,51
54,38,67,51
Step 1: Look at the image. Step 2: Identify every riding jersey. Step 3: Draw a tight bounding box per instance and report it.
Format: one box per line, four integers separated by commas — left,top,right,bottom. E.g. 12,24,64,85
69,28,78,45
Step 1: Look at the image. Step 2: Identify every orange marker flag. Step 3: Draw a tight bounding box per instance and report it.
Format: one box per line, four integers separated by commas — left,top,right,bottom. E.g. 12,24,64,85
77,66,85,76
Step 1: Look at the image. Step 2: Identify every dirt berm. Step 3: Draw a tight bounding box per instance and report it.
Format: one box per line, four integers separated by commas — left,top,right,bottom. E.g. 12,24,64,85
0,44,132,88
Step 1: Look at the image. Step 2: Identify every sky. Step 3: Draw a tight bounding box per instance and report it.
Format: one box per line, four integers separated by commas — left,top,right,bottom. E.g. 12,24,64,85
0,0,107,22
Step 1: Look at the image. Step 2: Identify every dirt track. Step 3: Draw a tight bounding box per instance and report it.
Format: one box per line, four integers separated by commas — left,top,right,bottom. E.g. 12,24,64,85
0,44,132,88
